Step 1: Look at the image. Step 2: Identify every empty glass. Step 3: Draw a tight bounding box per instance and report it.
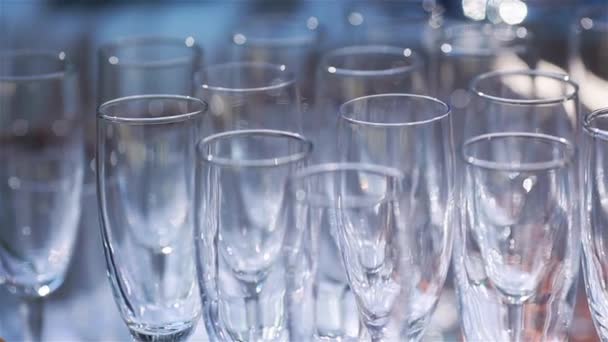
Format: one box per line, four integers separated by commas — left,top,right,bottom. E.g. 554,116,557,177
195,62,302,134
456,70,580,341
97,95,207,341
284,163,406,341
0,50,84,341
337,94,454,340
582,108,608,339
98,36,203,103
195,129,312,341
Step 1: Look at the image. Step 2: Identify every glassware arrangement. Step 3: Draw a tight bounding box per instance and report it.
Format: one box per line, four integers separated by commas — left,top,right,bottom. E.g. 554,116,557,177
7,4,608,341
0,50,84,341
97,95,207,341
455,70,580,341
194,129,313,341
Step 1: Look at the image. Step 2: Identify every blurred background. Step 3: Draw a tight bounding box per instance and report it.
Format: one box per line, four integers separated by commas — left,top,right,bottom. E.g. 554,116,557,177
0,0,604,340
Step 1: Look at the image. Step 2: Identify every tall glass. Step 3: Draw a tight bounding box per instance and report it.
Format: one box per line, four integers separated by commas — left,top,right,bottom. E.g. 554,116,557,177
195,129,312,341
569,6,608,112
313,45,426,162
97,95,207,341
0,49,83,340
456,70,580,341
230,15,321,107
195,62,302,134
0,50,83,341
337,94,454,340
582,108,608,339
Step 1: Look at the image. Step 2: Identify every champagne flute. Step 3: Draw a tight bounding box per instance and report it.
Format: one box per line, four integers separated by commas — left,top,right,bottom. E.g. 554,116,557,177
97,95,206,341
0,49,84,341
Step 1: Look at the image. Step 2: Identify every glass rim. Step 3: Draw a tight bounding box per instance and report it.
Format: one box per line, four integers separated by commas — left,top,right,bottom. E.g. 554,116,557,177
584,107,608,141
97,94,208,124
198,129,313,168
470,70,579,105
287,162,404,208
440,22,531,57
196,61,296,93
321,45,423,77
98,36,202,68
462,132,575,172
339,93,451,127
0,49,72,82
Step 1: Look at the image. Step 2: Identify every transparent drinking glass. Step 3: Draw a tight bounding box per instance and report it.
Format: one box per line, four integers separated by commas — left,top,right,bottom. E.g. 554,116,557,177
195,129,312,342
195,62,302,135
97,95,207,341
313,45,427,163
456,70,580,341
582,108,608,339
284,163,406,342
0,50,84,341
230,15,321,106
569,6,608,112
337,94,454,341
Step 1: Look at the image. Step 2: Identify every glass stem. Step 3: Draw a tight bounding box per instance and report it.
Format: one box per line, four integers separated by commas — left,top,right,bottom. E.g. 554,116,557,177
507,303,524,342
245,282,261,340
20,297,43,342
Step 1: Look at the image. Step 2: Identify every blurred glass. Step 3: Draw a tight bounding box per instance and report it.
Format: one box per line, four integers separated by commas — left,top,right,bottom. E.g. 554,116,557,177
284,163,371,341
437,22,537,146
195,129,312,342
569,5,608,112
313,45,427,163
97,95,206,341
0,50,84,340
341,2,443,93
195,61,302,134
230,14,322,108
456,70,580,341
98,36,203,103
337,94,454,340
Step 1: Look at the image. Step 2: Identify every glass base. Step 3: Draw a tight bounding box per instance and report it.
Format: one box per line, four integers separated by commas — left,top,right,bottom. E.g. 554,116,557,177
128,321,196,342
